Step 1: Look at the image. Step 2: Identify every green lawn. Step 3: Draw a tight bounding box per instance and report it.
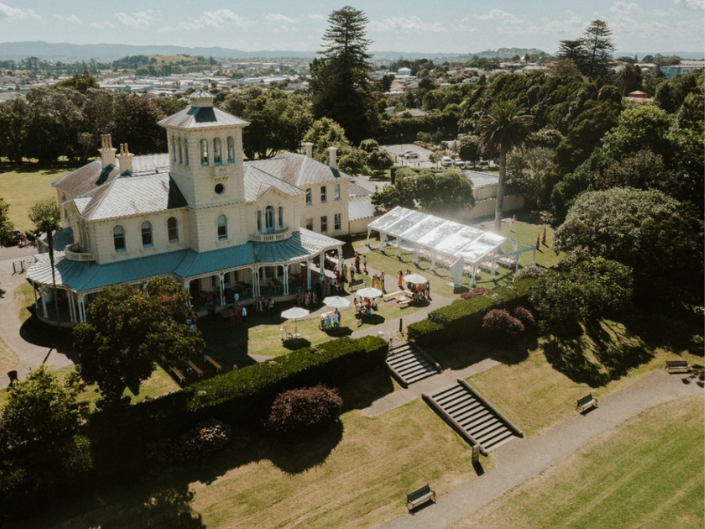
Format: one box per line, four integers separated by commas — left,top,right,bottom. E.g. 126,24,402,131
19,368,484,529
14,281,34,323
0,166,71,231
451,395,704,529
456,317,703,436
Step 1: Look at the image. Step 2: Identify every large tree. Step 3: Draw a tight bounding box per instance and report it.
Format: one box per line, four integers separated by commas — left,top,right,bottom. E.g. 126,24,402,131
582,20,615,80
74,277,205,409
308,6,376,144
476,100,533,233
29,199,62,327
0,97,30,164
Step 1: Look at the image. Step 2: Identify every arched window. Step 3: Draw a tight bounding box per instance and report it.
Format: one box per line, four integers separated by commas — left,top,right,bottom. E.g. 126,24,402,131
265,206,274,233
141,221,153,248
167,217,179,243
213,137,222,164
256,210,262,232
321,186,327,204
217,214,227,241
178,138,183,164
200,139,209,165
278,206,284,228
305,188,312,205
184,139,189,165
113,225,126,253
227,136,235,163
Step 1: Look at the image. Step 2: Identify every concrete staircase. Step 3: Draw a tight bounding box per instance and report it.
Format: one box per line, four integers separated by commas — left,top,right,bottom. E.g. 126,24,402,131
386,342,440,387
424,379,523,454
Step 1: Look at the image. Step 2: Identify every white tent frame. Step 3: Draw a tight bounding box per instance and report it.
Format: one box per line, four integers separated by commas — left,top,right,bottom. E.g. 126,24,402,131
366,207,536,287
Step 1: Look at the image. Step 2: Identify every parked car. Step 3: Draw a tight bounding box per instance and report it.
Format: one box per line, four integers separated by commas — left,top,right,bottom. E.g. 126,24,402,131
441,156,453,167
453,159,466,167
402,151,419,159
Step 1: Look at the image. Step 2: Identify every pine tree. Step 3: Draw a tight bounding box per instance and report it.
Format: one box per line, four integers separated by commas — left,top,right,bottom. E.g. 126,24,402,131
583,20,615,80
309,6,377,144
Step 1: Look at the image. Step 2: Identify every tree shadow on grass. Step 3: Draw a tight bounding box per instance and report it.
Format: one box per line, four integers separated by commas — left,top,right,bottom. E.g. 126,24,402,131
620,313,704,358
426,336,536,371
543,338,609,388
18,313,80,364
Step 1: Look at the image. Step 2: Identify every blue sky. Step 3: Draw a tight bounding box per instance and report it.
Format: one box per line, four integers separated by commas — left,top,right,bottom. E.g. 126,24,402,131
1,1,703,53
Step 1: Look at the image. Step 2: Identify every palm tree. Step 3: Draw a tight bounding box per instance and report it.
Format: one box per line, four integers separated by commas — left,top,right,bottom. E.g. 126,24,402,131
29,199,62,329
477,100,533,234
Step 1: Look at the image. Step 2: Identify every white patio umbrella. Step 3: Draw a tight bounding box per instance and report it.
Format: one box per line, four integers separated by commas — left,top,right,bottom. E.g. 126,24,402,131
403,273,428,284
323,296,351,309
280,307,309,334
356,287,383,298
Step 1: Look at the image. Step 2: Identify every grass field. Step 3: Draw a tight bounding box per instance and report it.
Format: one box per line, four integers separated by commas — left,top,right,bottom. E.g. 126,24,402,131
451,395,705,529
0,166,71,232
20,368,483,529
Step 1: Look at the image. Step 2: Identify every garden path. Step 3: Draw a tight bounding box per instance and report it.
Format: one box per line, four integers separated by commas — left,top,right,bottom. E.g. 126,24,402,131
379,369,703,529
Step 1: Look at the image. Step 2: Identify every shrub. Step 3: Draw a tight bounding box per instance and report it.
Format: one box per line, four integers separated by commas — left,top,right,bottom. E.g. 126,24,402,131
460,287,491,299
147,419,232,465
482,309,525,342
407,319,444,346
513,306,536,329
513,265,547,282
264,385,343,438
556,246,593,271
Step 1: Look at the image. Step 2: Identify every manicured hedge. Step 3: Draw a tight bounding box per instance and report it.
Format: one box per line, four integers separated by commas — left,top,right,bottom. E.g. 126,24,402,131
408,279,537,346
131,335,388,431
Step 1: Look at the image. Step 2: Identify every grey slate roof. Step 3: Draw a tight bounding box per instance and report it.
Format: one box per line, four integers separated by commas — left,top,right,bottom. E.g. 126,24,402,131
158,106,248,129
349,182,373,198
68,173,187,221
51,154,170,198
349,197,378,221
245,152,350,187
243,165,304,201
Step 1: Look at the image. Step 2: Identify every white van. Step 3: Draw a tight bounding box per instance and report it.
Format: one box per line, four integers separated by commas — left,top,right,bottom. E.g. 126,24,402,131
441,156,453,167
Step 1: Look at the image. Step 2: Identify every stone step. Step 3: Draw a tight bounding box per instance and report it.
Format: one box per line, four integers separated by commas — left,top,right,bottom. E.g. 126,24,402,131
385,342,439,387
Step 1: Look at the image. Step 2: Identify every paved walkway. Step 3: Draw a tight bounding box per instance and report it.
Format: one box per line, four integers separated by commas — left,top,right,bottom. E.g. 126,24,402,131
0,248,77,388
380,369,703,529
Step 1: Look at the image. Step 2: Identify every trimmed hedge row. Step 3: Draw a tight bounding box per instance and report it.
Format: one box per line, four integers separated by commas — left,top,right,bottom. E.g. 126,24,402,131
130,335,388,432
408,279,537,346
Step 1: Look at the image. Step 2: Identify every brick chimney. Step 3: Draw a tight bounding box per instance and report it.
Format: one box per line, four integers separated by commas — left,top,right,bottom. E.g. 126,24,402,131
116,143,134,174
99,134,116,168
328,146,338,169
302,142,313,158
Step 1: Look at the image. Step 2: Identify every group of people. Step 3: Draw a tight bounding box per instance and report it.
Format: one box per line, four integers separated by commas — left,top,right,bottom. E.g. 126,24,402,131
321,308,342,330
354,251,368,275
397,270,431,303
354,296,377,319
227,304,248,324
296,289,319,307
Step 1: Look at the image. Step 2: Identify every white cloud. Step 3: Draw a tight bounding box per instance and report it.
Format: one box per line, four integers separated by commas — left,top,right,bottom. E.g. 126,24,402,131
265,13,297,24
0,2,39,21
308,14,325,21
653,7,677,16
272,25,298,33
55,14,82,25
674,0,704,10
116,10,154,29
475,9,522,25
160,9,249,32
488,13,584,37
90,21,114,29
610,2,643,16
369,16,448,33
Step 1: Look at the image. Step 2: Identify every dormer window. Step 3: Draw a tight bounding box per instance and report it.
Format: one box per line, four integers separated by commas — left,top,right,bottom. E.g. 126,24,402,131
213,137,222,165
227,136,235,163
200,139,209,166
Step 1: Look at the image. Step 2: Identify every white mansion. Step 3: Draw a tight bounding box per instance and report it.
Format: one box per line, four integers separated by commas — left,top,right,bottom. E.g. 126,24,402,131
28,91,366,326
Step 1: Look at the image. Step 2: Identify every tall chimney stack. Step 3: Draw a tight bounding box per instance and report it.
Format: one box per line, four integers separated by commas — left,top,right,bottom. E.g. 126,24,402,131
328,146,338,169
99,134,116,168
116,143,134,174
303,142,313,158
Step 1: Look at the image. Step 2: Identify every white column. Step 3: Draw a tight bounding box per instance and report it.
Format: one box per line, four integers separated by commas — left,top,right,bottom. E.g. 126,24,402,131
396,238,401,258
284,265,289,295
219,273,225,305
32,283,39,312
366,228,371,246
491,259,497,281
337,246,344,272
254,267,260,297
515,254,520,274
78,295,86,323
68,292,75,323
430,252,436,271
471,264,477,287
319,252,325,277
40,289,48,318
306,259,312,289
412,245,418,265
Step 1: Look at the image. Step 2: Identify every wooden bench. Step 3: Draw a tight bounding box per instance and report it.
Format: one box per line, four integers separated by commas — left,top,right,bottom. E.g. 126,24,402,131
406,484,436,512
666,360,690,374
170,367,186,385
187,360,203,379
576,393,598,413
349,279,365,292
204,355,222,373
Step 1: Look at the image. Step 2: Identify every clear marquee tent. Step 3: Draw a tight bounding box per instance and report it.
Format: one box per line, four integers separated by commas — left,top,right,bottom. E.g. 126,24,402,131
366,207,536,287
